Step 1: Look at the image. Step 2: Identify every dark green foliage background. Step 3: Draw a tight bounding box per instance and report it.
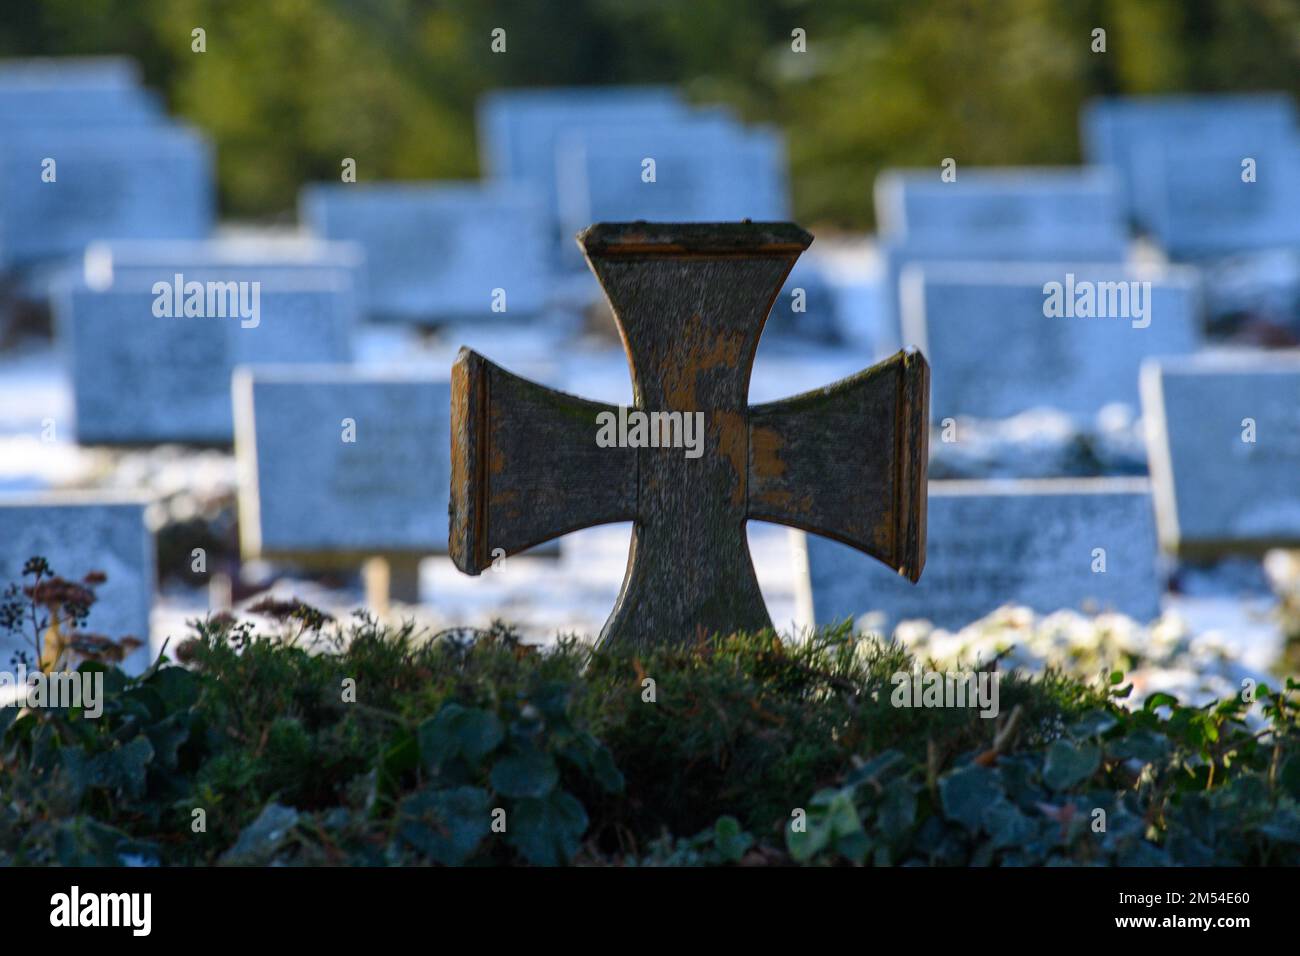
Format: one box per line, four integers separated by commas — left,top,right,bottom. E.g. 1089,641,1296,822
3,0,1297,225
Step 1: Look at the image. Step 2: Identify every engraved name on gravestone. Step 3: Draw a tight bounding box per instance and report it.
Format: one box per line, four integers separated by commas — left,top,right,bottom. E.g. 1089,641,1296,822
797,478,1161,634
0,125,214,269
300,184,551,324
1081,93,1298,233
901,262,1201,420
232,368,452,561
57,270,356,444
1142,353,1300,556
873,168,1130,347
0,495,154,671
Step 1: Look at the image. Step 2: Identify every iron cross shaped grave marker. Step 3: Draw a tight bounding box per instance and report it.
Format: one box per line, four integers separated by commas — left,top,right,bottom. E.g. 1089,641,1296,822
451,221,929,649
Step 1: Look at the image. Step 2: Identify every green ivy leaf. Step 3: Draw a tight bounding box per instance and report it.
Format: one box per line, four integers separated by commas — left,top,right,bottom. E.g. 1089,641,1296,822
395,786,492,865
491,748,559,799
219,802,300,865
939,764,1003,831
713,815,753,863
61,734,155,800
1069,710,1118,738
53,817,141,867
845,749,905,789
876,781,917,835
419,704,504,770
588,743,625,794
376,728,419,805
140,664,201,712
1110,729,1171,764
1042,741,1100,791
507,790,588,865
787,796,832,862
1258,810,1300,845
1278,756,1300,800
456,708,505,763
144,713,190,770
1143,692,1180,713
788,788,867,864
983,798,1036,848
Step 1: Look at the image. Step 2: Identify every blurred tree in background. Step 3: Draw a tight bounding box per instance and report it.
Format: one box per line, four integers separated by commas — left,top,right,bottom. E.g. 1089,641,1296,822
2,0,1297,229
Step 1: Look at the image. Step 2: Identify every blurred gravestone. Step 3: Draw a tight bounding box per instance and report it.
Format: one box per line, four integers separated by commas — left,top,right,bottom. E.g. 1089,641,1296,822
901,262,1201,420
300,183,550,325
1141,353,1300,556
553,118,835,340
554,120,789,251
0,124,214,270
796,477,1161,633
765,256,842,343
84,237,365,296
0,56,163,127
233,368,450,578
233,367,555,609
0,494,154,671
874,167,1130,349
1081,94,1298,235
477,86,690,241
56,270,357,444
1135,138,1300,259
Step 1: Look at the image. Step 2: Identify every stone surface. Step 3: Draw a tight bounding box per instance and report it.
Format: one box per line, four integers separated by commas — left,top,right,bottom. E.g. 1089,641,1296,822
57,270,357,444
0,124,213,269
0,56,163,127
83,237,365,294
798,477,1161,633
232,368,451,560
1141,351,1300,556
1081,93,1298,234
875,167,1128,256
1136,137,1300,259
477,86,690,235
300,183,551,324
0,494,154,669
901,261,1201,420
554,120,788,252
451,221,929,649
874,167,1131,345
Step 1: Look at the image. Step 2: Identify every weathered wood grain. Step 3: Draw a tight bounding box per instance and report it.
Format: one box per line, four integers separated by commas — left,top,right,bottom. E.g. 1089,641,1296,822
748,349,928,580
450,220,930,650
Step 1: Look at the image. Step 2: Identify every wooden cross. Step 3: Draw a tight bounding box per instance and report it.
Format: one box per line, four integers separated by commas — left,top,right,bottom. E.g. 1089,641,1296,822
450,221,929,649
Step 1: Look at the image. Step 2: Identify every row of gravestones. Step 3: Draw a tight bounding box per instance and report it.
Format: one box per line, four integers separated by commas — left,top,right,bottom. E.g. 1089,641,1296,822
3,59,1299,663
800,348,1300,633
14,298,1300,652
809,89,1300,632
3,63,809,330
796,92,1300,635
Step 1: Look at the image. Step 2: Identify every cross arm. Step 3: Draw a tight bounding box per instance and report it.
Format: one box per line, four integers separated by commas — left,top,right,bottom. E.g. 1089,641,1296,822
450,348,637,574
746,348,929,581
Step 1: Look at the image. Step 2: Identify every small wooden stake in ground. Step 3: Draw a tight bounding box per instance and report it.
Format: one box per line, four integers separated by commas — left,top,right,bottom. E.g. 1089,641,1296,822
451,221,929,649
362,555,422,616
